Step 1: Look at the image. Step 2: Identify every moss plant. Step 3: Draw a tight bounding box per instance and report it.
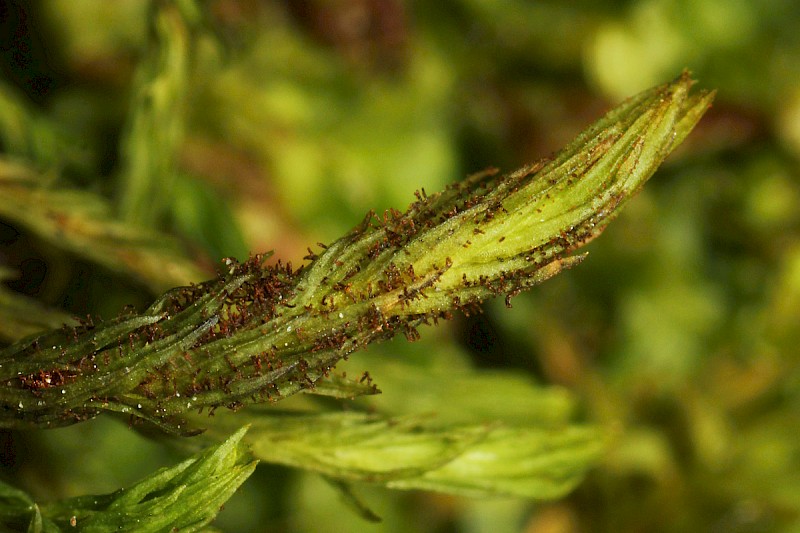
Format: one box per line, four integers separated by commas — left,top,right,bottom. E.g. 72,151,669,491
0,67,712,530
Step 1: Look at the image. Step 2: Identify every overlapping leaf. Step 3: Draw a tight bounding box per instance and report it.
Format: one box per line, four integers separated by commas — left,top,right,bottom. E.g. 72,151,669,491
205,410,603,500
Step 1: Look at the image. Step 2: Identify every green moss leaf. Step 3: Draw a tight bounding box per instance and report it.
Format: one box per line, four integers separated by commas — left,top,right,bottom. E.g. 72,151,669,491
385,425,604,499
204,410,603,500
28,426,255,532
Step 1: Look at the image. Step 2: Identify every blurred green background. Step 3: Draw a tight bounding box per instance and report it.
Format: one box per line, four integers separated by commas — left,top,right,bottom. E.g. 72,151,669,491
2,0,800,531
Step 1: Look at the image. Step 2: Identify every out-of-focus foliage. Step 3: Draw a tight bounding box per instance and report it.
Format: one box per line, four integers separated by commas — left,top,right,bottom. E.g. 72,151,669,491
0,266,73,343
0,156,209,292
0,1,798,532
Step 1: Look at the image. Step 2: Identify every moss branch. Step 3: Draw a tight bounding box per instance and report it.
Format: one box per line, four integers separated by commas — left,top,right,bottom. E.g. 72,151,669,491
0,73,714,434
